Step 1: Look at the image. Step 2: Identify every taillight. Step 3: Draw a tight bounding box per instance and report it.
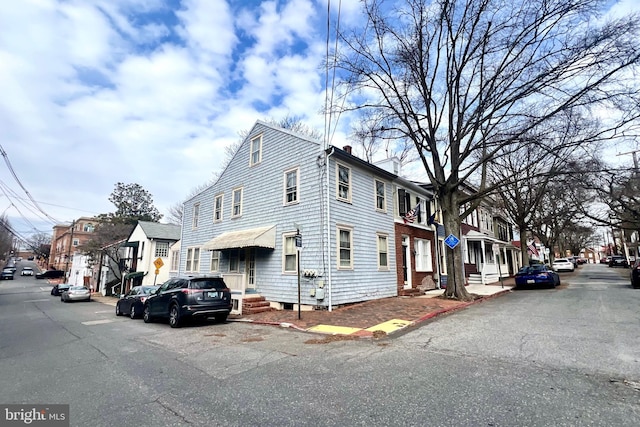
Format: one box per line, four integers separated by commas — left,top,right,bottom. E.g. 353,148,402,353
181,289,197,294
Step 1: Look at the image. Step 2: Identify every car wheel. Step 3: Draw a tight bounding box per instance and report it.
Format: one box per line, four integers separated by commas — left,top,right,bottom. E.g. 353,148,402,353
130,305,137,319
143,305,152,323
169,304,182,328
214,313,228,323
115,304,122,316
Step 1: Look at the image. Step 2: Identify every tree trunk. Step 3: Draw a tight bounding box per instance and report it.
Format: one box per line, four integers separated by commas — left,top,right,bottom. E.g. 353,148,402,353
440,192,472,301
519,224,529,267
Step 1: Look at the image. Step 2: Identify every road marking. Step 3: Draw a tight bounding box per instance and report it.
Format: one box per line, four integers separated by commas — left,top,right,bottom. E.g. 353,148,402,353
94,310,113,314
365,319,412,334
306,325,363,335
82,319,114,326
39,287,51,291
23,299,50,303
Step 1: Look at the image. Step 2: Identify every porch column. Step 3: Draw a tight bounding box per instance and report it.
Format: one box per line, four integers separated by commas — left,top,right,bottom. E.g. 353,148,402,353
480,240,486,285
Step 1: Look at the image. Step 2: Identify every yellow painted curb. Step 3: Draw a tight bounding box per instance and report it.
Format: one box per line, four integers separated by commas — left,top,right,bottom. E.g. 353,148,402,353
365,319,411,334
307,324,363,335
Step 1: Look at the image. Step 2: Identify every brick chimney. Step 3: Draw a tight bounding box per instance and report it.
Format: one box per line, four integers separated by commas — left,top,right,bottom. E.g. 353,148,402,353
343,145,352,154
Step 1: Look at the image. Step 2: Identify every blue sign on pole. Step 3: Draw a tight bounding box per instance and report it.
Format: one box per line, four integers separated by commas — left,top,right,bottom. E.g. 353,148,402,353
444,234,460,249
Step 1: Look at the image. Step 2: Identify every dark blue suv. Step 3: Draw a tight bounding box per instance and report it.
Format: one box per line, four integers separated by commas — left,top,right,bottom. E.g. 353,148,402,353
143,276,232,327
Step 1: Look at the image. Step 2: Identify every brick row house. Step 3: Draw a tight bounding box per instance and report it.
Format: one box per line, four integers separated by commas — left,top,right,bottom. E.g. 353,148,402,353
50,217,97,276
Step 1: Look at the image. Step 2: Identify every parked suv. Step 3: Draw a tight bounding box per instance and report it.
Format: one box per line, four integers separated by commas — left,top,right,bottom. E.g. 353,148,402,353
143,276,232,328
608,255,629,268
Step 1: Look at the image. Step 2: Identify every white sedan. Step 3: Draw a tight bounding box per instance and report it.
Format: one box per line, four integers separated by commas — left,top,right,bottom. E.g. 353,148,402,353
20,267,34,276
61,286,91,302
552,258,575,272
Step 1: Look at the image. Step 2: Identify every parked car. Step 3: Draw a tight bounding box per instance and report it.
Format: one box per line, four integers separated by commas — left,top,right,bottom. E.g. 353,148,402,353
608,255,628,268
61,286,91,302
552,258,575,272
36,270,65,279
116,285,160,319
630,259,640,289
27,256,35,261
515,265,560,288
1,268,14,280
600,256,610,264
143,276,232,328
20,267,34,276
51,283,71,296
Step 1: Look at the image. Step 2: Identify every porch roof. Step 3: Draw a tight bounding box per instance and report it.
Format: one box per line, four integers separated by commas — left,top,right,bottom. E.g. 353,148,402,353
202,225,276,251
464,230,499,242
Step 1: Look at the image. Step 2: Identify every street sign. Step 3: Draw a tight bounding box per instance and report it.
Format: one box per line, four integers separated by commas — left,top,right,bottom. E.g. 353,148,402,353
295,233,302,251
444,234,460,249
154,268,160,275
153,257,164,269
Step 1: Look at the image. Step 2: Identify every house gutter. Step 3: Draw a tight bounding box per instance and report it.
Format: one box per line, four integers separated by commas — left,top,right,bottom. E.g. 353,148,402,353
326,146,334,311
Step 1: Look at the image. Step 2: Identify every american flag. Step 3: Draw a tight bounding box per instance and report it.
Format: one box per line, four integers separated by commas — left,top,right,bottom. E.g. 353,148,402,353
403,204,420,224
527,241,539,257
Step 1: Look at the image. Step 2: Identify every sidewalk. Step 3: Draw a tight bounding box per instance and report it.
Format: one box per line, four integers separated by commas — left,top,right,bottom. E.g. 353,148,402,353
232,280,514,338
89,281,514,339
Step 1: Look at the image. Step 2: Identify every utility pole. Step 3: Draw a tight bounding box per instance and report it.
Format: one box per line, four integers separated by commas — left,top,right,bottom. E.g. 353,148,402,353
65,220,75,279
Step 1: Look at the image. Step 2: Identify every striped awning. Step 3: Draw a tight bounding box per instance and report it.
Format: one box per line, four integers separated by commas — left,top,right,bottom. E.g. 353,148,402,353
202,225,276,251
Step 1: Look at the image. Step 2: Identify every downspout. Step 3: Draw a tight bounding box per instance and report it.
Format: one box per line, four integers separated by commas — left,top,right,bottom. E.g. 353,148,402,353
326,146,334,311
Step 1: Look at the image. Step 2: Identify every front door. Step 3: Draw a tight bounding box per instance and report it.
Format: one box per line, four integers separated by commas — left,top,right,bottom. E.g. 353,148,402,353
245,249,256,291
402,235,412,289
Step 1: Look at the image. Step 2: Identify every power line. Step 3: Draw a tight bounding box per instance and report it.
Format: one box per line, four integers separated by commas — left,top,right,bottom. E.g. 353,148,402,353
0,144,62,223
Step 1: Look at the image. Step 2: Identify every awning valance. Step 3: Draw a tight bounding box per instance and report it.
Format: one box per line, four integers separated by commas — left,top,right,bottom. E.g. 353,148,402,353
202,225,276,251
123,241,139,248
464,230,499,242
124,271,145,280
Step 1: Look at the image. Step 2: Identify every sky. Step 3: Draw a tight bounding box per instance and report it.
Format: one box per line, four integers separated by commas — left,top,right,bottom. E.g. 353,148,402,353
1,0,639,244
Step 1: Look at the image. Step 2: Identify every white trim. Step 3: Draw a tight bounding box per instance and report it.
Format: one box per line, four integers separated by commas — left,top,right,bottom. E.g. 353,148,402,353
283,167,300,206
336,163,352,203
336,225,354,270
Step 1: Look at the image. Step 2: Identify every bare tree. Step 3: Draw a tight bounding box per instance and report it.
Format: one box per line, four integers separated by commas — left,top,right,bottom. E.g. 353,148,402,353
334,0,640,300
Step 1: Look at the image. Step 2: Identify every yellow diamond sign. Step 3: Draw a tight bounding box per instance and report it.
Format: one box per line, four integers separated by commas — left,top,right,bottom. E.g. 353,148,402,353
154,257,164,269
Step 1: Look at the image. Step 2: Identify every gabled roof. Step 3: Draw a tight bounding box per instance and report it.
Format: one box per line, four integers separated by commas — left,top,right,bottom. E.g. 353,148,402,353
327,145,397,181
136,221,181,241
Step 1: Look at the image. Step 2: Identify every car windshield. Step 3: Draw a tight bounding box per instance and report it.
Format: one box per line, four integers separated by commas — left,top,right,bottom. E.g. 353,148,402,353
69,286,86,290
554,259,568,262
23,267,33,271
190,279,226,290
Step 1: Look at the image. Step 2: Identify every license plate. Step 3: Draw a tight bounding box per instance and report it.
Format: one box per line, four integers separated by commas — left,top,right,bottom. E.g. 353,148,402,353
527,279,535,284
207,291,219,298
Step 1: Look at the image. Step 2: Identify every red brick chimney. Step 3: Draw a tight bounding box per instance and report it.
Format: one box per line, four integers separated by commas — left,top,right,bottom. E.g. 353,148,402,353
343,145,352,154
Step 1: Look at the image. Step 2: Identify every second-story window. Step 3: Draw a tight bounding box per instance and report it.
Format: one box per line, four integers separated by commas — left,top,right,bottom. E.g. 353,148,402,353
250,135,262,166
214,194,223,222
232,188,243,217
375,180,386,212
83,223,94,232
337,164,351,202
72,238,79,246
155,241,169,257
284,168,299,205
192,203,200,229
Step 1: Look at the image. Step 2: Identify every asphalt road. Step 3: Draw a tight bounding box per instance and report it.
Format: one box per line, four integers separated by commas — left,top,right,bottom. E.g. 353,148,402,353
0,261,638,426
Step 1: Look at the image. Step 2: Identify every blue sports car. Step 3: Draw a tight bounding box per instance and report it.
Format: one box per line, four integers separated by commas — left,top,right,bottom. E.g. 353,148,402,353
515,265,560,288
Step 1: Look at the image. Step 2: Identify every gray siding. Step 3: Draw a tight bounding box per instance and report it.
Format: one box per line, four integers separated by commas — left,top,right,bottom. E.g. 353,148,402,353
180,121,398,307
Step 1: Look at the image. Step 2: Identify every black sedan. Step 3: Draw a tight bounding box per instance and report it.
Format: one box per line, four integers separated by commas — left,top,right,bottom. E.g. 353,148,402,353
515,264,560,289
1,268,14,280
51,283,71,296
116,285,160,319
37,270,65,279
630,260,640,289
